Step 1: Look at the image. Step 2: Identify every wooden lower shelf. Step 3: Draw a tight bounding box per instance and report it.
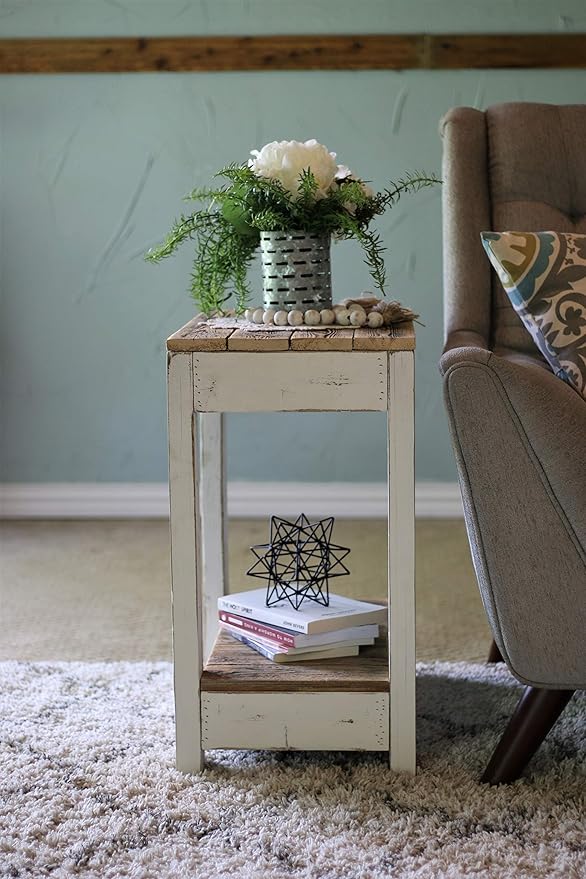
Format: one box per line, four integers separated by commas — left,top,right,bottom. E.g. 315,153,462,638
200,629,388,693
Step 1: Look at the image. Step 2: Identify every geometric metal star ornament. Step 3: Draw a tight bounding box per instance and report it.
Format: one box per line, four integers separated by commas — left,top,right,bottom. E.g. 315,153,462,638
247,514,351,610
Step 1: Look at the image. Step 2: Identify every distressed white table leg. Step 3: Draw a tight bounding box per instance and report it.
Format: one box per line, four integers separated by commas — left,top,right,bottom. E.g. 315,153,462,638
199,412,229,662
168,352,203,773
387,350,416,773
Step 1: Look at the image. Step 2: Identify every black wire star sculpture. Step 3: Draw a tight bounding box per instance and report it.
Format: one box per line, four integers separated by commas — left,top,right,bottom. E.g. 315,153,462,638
247,514,351,610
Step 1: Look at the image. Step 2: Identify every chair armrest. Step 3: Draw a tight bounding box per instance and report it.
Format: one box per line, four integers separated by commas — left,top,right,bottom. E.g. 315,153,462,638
439,343,490,376
443,352,586,689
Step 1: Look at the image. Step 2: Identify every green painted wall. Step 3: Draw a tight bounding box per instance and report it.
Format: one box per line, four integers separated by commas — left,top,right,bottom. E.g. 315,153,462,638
1,2,585,483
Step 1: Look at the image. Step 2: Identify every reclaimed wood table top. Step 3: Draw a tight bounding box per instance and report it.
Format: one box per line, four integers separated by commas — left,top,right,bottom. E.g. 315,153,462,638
167,316,416,353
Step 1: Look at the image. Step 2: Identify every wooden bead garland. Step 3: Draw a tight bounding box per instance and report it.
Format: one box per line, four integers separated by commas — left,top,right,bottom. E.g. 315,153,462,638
287,310,304,327
242,293,419,328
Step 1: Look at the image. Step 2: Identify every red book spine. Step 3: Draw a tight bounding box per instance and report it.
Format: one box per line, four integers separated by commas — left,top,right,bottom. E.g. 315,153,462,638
218,611,296,647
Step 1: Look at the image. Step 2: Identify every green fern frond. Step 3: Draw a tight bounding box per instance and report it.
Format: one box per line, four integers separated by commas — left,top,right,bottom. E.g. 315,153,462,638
145,214,202,262
380,171,441,208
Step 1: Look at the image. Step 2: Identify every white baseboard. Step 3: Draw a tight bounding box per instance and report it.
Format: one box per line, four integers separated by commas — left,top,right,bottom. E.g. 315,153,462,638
0,481,463,519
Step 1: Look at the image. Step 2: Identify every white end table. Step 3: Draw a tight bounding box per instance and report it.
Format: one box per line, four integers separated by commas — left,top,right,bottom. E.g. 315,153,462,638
167,319,416,774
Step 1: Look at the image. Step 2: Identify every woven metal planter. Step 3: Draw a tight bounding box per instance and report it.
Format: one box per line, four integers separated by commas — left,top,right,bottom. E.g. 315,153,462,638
260,230,332,312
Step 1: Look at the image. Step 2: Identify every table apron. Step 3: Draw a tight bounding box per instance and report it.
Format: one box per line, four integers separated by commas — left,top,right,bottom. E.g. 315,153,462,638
190,352,388,412
201,691,389,750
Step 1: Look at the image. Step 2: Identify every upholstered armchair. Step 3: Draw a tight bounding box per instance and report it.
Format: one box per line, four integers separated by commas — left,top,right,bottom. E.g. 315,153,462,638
439,103,586,783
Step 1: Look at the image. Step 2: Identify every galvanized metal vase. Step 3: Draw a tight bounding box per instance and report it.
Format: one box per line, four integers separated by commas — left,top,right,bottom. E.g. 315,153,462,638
260,230,332,312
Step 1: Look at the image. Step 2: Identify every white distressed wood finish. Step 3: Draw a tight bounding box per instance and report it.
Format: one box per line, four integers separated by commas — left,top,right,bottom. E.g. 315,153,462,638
167,353,203,773
201,692,389,750
168,342,416,772
199,413,229,662
192,352,387,412
387,351,416,773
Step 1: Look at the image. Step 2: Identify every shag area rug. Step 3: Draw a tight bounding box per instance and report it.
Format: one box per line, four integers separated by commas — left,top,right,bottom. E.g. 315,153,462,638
0,662,584,879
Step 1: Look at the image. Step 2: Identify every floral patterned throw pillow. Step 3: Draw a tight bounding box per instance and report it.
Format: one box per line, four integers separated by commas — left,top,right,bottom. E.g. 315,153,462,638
481,231,586,399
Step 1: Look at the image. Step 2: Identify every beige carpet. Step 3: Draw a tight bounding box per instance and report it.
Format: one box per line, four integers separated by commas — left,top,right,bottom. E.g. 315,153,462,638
0,519,491,662
1,660,584,878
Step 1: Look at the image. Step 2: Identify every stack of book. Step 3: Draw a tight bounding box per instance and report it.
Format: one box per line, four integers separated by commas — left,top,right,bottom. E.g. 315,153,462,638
218,588,386,663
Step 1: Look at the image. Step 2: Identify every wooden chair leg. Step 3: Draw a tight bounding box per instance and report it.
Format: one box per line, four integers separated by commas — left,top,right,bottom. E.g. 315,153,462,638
481,686,574,784
487,639,504,663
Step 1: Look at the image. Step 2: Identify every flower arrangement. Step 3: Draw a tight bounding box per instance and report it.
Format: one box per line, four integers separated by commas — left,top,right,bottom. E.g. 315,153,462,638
146,139,439,316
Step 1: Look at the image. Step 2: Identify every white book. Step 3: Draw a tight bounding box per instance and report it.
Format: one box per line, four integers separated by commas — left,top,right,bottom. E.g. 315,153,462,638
218,588,386,635
220,622,375,655
226,628,360,663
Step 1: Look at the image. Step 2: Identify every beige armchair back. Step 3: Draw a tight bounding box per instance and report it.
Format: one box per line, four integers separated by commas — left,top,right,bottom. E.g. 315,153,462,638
441,103,586,356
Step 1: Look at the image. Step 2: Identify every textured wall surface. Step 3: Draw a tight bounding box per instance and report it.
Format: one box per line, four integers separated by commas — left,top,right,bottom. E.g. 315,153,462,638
1,2,585,483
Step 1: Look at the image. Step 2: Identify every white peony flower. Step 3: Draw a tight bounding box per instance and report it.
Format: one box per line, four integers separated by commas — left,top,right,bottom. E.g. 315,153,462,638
249,139,338,200
335,164,353,181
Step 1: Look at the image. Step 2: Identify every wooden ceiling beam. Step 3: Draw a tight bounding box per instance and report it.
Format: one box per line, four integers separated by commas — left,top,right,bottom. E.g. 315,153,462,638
0,34,584,74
